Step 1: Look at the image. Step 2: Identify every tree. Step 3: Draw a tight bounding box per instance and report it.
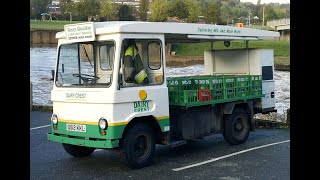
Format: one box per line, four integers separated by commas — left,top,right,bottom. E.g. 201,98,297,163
168,0,189,20
204,1,220,24
220,5,231,25
185,0,201,23
139,0,149,21
118,5,136,21
60,0,75,14
75,0,101,21
30,0,48,19
100,0,118,21
264,5,278,21
149,0,169,22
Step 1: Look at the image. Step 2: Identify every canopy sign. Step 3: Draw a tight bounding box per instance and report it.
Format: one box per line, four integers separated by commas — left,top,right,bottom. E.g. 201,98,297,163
64,22,95,42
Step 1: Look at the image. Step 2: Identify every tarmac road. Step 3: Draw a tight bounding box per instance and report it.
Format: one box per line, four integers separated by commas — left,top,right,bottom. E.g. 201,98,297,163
30,111,290,180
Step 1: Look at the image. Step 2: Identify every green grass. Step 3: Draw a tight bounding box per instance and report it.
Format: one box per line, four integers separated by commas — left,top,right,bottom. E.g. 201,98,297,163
275,56,290,65
172,40,290,65
30,20,84,31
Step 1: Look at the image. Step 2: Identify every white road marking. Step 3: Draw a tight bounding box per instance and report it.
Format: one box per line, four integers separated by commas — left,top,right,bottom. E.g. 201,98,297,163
30,124,51,130
172,140,290,171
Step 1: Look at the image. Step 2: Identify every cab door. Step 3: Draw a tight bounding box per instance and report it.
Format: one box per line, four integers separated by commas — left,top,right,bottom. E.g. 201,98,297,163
113,35,170,132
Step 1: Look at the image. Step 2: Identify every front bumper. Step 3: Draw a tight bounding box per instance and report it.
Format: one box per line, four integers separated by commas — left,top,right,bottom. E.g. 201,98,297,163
47,133,119,148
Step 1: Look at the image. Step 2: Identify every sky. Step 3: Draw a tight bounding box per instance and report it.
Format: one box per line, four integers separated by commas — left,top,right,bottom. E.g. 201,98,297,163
240,0,290,4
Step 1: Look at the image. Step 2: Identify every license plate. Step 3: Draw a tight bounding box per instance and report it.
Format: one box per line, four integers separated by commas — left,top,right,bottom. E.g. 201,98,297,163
66,123,86,132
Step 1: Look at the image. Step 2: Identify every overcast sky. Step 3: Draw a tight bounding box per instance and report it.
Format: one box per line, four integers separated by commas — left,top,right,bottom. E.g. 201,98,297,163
240,0,290,4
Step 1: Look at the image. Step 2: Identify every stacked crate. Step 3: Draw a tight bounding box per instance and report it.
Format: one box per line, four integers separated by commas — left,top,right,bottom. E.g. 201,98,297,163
250,75,262,96
167,75,263,107
223,76,236,99
235,76,250,98
210,76,224,101
192,76,211,102
167,77,198,106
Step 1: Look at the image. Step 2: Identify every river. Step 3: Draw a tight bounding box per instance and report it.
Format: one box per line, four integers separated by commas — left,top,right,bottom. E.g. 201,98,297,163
30,47,290,115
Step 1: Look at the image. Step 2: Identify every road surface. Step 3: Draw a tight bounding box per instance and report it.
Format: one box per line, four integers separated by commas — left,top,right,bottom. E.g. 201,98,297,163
30,111,290,180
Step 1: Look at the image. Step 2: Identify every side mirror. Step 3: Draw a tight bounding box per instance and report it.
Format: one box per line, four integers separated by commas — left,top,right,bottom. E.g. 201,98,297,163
50,70,55,81
224,41,230,47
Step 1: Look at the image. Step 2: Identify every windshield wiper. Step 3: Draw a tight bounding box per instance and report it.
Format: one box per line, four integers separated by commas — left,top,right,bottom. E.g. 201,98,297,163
81,44,93,67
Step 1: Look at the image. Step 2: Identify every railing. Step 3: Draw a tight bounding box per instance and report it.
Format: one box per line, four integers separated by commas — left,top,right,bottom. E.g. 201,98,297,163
267,18,290,27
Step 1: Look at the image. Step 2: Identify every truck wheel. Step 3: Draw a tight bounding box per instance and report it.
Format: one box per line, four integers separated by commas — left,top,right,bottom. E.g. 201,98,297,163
123,123,155,169
62,143,95,157
223,108,250,145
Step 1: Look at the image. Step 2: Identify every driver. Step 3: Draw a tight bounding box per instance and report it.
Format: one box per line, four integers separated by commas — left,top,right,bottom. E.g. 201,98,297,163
123,39,149,85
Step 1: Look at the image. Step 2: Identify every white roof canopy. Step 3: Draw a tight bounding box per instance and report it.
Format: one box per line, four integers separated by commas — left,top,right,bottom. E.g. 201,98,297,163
57,21,280,43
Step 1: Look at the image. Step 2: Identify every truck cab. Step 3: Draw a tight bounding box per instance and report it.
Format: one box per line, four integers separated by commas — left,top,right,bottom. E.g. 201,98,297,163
48,21,279,169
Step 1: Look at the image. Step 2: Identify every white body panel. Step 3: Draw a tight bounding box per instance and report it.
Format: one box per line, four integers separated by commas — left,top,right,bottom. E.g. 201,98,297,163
204,49,250,75
204,49,276,111
249,49,276,111
261,81,276,109
51,32,169,127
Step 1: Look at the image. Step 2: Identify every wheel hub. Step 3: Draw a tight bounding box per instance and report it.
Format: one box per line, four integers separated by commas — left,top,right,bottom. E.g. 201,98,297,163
134,136,147,157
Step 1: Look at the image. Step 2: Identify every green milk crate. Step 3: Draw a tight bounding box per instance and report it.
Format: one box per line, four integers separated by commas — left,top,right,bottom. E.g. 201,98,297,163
236,76,250,87
212,89,224,100
250,75,262,86
223,76,236,89
192,76,211,90
236,87,250,97
168,90,198,106
210,76,224,90
167,77,193,91
250,86,262,96
224,88,236,99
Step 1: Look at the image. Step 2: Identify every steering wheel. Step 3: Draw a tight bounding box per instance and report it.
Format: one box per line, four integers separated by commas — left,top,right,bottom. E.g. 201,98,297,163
73,73,100,84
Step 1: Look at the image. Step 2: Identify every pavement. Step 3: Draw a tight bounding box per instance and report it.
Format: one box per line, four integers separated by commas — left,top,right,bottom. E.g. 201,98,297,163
30,111,290,180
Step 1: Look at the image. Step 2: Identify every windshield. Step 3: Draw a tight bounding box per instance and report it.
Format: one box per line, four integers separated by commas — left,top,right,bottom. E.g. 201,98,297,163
55,42,115,88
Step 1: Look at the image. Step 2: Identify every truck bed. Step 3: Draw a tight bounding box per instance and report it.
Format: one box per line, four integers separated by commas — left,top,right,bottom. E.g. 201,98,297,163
167,75,263,107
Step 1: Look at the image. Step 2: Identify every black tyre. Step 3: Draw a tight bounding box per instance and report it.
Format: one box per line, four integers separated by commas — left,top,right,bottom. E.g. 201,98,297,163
223,108,250,145
62,143,95,157
123,123,155,169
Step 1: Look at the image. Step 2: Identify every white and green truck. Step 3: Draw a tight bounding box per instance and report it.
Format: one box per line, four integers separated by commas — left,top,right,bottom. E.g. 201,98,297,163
47,21,279,169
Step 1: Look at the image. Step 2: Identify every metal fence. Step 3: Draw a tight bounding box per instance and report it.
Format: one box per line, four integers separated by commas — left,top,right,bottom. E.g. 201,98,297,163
267,18,290,27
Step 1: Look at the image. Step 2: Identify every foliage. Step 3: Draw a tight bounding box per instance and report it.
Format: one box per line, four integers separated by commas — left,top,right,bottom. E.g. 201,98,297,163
31,0,290,25
60,0,75,14
204,1,220,24
168,0,189,20
100,0,118,21
74,0,101,21
30,0,49,19
149,0,169,22
181,0,200,23
139,0,149,21
118,5,136,21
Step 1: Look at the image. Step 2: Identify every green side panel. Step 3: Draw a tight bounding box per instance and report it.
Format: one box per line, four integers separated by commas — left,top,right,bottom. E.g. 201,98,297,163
51,121,126,140
157,118,170,132
49,119,170,148
47,133,119,148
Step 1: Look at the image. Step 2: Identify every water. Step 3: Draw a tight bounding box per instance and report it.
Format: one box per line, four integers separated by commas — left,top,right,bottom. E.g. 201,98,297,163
30,47,290,114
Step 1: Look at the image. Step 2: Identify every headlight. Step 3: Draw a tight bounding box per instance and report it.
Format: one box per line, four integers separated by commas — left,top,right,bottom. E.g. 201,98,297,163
99,118,108,130
51,114,58,125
